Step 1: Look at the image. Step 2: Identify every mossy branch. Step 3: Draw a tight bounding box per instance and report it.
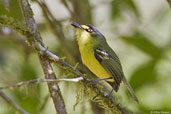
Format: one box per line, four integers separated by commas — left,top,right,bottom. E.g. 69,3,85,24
0,15,131,114
18,0,67,113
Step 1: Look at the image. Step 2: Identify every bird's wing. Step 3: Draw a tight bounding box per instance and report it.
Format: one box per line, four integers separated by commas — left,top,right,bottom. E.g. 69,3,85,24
94,47,124,92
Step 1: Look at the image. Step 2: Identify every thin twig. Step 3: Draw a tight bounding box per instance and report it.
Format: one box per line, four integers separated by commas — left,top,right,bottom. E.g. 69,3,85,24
0,77,84,90
0,89,29,114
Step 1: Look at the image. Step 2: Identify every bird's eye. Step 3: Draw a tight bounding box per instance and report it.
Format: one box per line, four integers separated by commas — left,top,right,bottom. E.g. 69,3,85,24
85,28,93,33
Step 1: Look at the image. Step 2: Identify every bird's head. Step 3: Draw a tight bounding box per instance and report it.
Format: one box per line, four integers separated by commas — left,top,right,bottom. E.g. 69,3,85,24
71,22,105,47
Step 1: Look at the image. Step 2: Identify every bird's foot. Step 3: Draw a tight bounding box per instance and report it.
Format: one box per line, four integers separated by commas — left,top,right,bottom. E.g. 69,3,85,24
94,77,112,83
109,88,114,97
108,88,115,101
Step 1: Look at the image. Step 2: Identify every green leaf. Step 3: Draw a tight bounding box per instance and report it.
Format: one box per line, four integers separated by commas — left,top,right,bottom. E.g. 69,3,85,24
129,60,157,90
121,32,162,59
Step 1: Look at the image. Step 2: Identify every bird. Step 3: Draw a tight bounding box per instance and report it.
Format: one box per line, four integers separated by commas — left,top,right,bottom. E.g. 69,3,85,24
71,22,139,103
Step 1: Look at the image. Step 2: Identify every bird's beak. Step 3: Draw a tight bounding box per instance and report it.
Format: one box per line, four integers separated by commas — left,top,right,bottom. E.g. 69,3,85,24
71,22,83,30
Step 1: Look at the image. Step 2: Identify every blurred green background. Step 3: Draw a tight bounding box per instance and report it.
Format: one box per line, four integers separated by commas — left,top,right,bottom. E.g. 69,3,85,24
0,0,171,114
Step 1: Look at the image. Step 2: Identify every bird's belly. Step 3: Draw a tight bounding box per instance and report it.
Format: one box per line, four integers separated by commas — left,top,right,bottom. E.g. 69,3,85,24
81,49,113,82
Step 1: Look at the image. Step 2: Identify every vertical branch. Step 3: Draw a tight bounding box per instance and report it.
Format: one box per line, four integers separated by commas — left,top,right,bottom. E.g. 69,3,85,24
17,0,67,114
39,57,67,114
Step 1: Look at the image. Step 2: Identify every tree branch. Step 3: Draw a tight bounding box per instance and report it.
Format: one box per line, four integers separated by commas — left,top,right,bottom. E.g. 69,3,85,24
0,15,131,113
17,0,67,114
0,77,84,90
0,89,29,114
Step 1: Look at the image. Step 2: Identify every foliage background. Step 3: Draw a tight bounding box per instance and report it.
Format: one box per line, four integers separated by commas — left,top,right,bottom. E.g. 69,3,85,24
0,0,171,114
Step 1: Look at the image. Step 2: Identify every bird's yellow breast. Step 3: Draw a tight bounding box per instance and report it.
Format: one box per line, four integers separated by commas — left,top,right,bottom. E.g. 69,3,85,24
76,29,113,82
81,46,113,82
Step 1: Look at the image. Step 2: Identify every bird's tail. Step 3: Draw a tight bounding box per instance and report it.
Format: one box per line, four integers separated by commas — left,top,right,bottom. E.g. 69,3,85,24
122,76,139,103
